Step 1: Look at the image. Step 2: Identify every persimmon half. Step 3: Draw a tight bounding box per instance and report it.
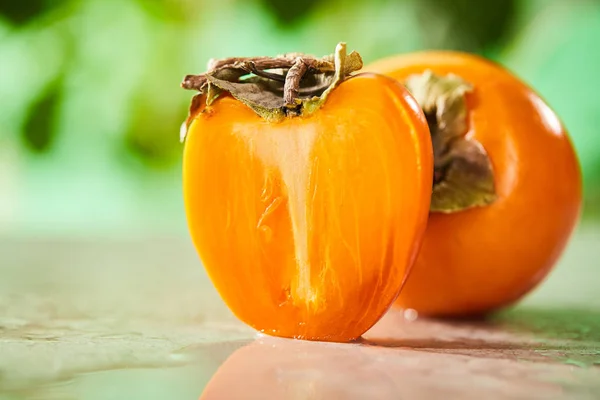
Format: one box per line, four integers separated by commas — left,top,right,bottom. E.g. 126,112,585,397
180,44,433,341
366,52,582,317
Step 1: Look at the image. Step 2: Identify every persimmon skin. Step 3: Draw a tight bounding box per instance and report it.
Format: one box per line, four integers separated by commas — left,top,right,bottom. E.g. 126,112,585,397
366,52,582,317
183,73,433,341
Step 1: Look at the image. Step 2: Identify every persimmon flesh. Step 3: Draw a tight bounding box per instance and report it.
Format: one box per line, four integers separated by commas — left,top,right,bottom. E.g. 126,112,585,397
366,52,582,317
183,73,433,341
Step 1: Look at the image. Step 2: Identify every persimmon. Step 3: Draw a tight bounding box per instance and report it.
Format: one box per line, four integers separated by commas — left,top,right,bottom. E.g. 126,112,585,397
180,44,433,341
366,52,582,317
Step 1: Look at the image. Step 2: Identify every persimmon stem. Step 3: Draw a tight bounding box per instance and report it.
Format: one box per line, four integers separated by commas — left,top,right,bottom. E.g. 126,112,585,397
179,43,363,128
284,57,309,109
180,55,333,102
208,56,297,72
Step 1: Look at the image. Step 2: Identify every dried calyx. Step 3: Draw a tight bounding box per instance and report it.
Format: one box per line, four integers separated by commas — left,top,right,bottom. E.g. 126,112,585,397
405,71,497,213
180,42,363,141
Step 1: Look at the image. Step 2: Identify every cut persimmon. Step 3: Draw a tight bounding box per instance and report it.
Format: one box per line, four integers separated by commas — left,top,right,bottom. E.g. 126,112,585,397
181,44,433,341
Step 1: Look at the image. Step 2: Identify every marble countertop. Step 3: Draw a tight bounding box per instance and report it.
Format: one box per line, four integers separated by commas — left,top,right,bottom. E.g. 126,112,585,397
1,225,599,399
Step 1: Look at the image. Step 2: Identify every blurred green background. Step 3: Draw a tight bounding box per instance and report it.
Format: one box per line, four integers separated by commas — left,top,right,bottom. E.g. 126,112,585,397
1,0,599,239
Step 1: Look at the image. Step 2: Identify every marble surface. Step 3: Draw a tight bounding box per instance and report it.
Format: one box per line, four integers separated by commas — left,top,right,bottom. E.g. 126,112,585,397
1,226,599,399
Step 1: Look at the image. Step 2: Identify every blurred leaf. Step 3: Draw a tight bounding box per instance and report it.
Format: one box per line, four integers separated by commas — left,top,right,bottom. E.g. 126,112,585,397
135,0,192,23
0,0,58,25
258,0,321,26
124,130,180,168
21,79,62,153
300,0,422,62
122,95,184,169
415,0,516,52
584,160,600,217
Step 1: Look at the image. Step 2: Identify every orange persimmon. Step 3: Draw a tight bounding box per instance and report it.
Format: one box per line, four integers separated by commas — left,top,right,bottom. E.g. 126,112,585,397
366,52,582,317
181,44,433,341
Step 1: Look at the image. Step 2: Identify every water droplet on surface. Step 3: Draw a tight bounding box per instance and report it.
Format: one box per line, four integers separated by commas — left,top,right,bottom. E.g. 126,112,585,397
403,309,418,322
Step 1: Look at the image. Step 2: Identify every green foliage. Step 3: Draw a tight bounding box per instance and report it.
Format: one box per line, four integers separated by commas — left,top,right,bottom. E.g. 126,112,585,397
21,79,61,153
414,0,517,53
1,0,599,235
0,0,55,25
258,0,321,26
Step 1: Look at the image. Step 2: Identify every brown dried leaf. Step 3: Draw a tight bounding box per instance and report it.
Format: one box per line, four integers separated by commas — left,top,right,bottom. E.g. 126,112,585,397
205,75,286,121
181,42,364,126
431,139,497,212
405,70,497,213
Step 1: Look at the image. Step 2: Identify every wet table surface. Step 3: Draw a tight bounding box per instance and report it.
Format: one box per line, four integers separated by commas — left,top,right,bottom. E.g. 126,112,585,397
1,225,599,400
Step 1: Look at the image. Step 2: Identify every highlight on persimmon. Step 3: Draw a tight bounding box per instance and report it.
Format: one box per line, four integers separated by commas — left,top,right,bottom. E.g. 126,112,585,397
366,52,582,317
180,43,433,341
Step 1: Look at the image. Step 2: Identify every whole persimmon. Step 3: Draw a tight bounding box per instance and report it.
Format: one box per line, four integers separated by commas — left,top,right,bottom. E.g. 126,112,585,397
180,44,433,341
366,52,582,317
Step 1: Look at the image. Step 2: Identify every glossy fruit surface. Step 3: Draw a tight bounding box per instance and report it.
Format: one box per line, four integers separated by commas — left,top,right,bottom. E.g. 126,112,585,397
183,73,433,341
366,52,582,317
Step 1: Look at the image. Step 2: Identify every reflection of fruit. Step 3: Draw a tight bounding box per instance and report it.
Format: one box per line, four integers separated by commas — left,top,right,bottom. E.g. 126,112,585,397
366,52,582,317
199,338,401,400
183,72,433,341
199,328,565,400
